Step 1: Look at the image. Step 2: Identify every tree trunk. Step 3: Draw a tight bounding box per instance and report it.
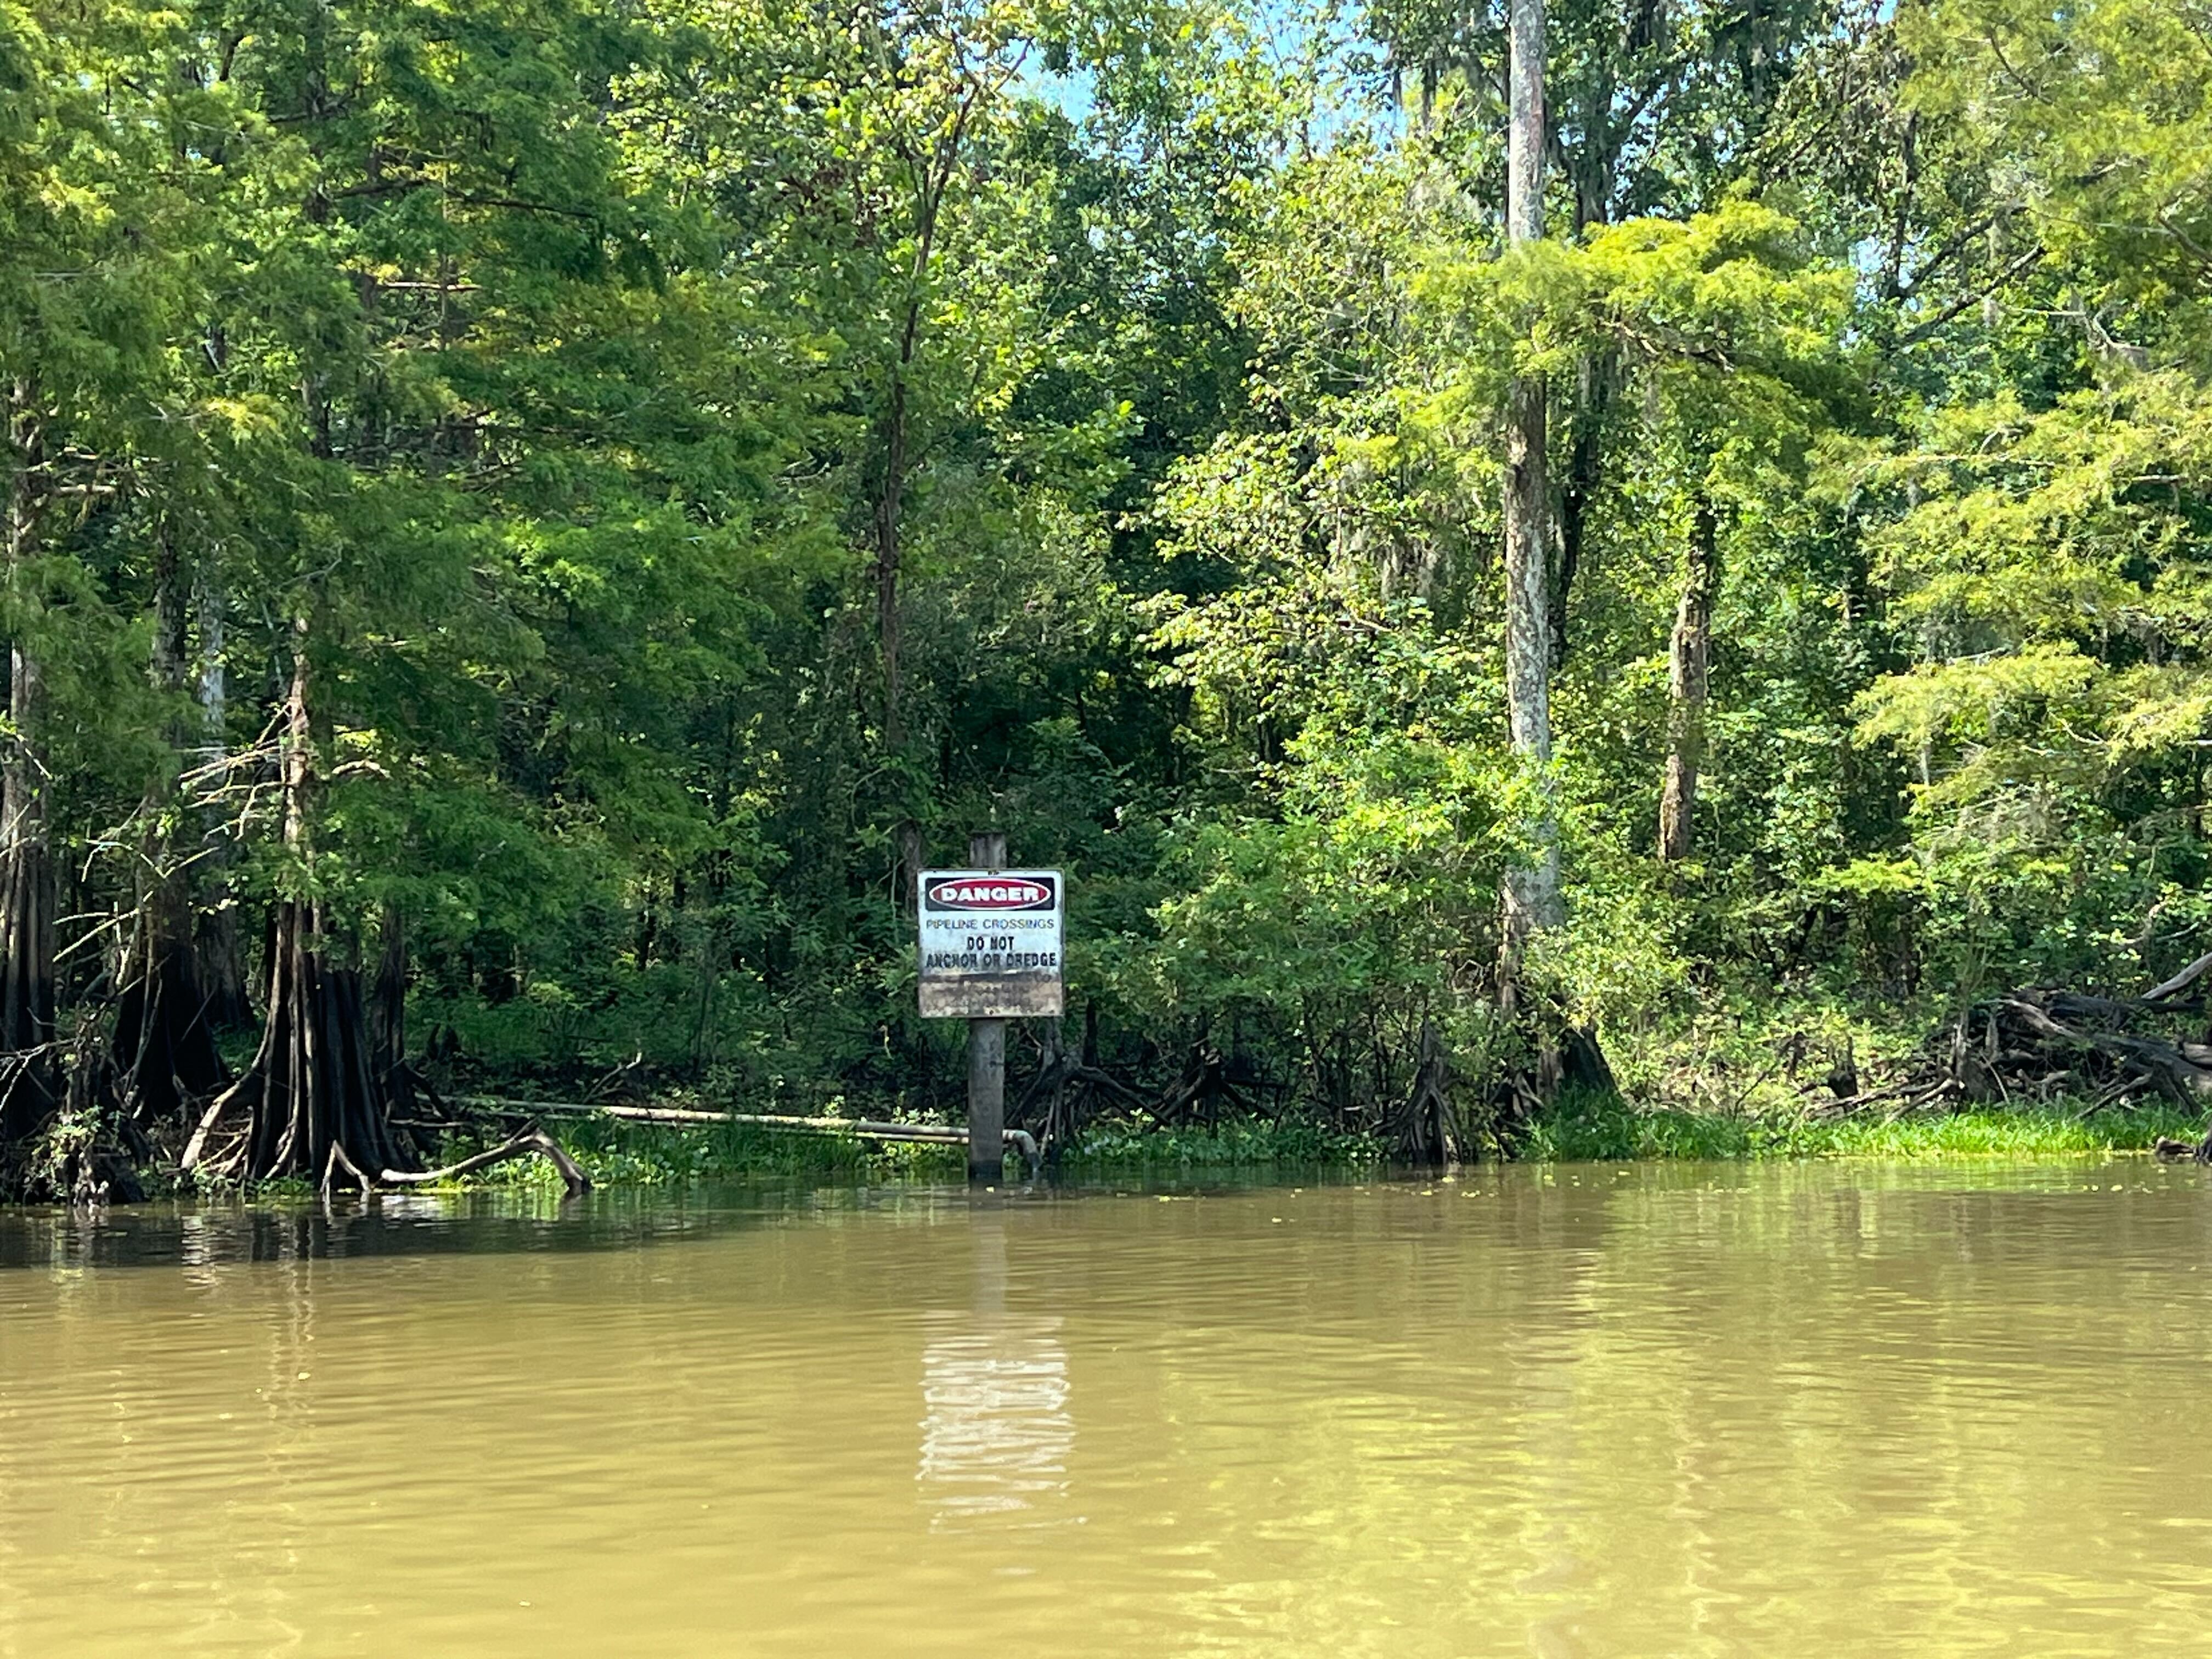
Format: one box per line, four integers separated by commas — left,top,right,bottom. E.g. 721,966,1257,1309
0,379,57,1149
190,569,250,1027
113,527,230,1125
1500,0,1562,962
1658,494,1718,864
879,366,919,909
874,373,909,752
180,630,410,1183
1554,350,1612,668
371,899,420,1119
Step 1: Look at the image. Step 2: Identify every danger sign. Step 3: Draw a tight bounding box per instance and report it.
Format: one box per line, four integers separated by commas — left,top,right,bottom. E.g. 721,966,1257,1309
919,868,1064,1018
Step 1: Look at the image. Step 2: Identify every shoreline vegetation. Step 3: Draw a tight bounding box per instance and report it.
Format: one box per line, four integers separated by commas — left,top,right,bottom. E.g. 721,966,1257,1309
194,1096,2202,1196
8,0,2212,1205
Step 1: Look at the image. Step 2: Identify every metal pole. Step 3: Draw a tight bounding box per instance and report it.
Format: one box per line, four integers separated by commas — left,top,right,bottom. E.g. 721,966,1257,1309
967,830,1008,1182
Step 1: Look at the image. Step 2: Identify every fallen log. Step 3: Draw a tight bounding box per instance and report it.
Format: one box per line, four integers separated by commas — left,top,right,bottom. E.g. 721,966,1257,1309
453,1097,1043,1176
1900,960,2212,1132
1996,996,2212,1105
320,1129,592,1199
382,1130,592,1198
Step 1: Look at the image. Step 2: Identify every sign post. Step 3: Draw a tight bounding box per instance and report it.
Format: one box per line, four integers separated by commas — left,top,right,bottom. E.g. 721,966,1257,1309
918,833,1064,1181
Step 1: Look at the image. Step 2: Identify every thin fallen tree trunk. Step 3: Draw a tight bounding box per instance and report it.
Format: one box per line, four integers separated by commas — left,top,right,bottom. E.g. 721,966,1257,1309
1807,1078,1959,1119
371,1130,590,1198
453,1097,1043,1172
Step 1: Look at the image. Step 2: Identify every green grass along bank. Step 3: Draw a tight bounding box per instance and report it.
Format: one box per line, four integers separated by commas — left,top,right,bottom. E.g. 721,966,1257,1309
404,1099,2210,1192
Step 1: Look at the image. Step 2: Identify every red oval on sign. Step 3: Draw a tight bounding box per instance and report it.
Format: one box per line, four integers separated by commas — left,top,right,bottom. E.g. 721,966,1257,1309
926,877,1053,911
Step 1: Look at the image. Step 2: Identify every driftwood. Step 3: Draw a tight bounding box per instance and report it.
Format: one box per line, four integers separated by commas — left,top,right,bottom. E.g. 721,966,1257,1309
301,1124,590,1199
379,1130,591,1197
1908,956,2212,1133
317,1128,590,1198
1936,991,2212,1107
316,1124,588,1203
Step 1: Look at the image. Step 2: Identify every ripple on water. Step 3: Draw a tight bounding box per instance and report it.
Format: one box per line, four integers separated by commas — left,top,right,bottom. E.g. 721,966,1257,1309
7,1163,2212,1657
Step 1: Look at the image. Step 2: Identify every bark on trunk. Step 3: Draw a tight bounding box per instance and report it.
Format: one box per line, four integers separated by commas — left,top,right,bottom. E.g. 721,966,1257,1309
1658,494,1718,863
112,528,230,1124
370,899,419,1119
895,817,923,913
190,571,250,1027
0,379,57,1148
180,631,410,1183
0,641,57,1146
874,374,909,752
1500,0,1562,960
1506,0,1547,250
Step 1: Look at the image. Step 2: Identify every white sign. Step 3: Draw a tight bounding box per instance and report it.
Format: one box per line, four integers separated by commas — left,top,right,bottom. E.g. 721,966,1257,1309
918,868,1064,1019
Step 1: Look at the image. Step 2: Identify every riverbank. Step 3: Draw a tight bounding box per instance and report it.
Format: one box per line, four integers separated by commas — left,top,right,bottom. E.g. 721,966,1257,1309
397,1097,2208,1190
1518,1096,2204,1161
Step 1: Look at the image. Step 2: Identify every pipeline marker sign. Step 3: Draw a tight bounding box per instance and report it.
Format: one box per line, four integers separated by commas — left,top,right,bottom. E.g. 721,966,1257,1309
918,868,1064,1018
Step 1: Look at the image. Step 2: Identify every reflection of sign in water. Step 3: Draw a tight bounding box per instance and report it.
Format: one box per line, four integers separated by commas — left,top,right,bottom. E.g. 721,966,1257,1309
917,869,1064,1018
917,1319,1072,1528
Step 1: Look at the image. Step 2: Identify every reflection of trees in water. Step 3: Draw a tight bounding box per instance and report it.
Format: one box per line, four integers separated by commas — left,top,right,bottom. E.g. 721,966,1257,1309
918,1318,1073,1527
0,1189,753,1269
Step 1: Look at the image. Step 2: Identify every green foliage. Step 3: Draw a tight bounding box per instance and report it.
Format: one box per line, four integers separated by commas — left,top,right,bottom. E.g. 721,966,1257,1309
11,0,2212,1185
1521,1096,2203,1163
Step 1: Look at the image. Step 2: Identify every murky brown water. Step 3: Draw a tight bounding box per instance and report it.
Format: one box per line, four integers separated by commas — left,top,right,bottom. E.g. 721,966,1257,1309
5,1161,2212,1656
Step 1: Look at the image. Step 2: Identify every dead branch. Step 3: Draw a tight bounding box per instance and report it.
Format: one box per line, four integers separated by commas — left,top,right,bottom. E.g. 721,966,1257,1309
2145,949,2212,1004
377,1129,591,1197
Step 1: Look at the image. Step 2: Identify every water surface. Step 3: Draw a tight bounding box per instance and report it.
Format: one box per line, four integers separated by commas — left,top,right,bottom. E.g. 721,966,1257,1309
5,1161,2211,1656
